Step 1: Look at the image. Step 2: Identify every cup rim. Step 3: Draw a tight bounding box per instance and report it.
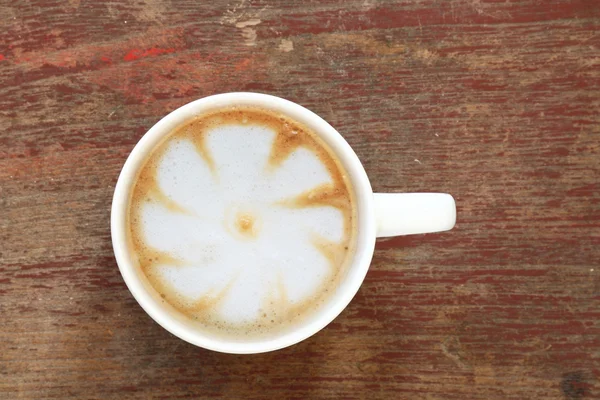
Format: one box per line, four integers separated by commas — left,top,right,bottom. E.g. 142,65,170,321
111,92,376,353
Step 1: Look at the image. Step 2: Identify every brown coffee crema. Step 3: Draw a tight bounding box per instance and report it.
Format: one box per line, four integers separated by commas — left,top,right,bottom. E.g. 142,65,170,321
126,106,357,338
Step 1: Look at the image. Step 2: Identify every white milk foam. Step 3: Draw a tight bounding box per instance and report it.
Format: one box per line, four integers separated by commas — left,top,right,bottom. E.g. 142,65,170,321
138,124,346,324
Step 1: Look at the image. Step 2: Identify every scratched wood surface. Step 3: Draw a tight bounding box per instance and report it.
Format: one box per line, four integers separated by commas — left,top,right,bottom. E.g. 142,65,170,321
1,0,599,398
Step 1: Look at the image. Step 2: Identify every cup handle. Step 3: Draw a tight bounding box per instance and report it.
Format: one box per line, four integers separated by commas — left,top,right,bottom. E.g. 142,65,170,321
374,193,456,238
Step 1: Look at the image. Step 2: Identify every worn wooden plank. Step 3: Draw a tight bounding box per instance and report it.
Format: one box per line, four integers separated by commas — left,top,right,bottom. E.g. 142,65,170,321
1,0,599,399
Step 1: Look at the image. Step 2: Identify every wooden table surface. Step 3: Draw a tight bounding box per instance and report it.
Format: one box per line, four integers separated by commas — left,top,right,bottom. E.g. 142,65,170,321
2,0,599,398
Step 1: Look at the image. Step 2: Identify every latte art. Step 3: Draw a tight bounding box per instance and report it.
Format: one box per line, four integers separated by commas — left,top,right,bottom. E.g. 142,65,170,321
127,107,356,338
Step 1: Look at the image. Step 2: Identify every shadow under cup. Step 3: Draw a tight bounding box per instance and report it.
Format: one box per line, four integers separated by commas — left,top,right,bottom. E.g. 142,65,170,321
111,93,377,353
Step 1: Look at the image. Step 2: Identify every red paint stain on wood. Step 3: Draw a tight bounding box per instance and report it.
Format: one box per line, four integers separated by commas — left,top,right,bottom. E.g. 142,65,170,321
11,27,184,68
0,54,5,61
123,47,176,62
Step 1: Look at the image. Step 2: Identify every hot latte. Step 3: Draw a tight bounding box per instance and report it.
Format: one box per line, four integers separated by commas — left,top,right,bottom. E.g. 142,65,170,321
126,106,357,338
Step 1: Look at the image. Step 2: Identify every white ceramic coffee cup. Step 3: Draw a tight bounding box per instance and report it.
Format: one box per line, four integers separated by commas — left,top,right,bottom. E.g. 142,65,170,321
111,92,455,354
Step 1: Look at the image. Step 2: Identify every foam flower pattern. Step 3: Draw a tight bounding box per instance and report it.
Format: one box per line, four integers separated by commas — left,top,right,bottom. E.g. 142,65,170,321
131,117,353,327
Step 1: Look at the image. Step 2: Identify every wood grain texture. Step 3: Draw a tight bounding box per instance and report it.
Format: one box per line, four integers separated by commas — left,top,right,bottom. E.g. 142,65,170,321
1,0,599,398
